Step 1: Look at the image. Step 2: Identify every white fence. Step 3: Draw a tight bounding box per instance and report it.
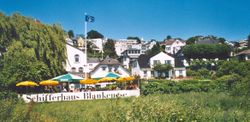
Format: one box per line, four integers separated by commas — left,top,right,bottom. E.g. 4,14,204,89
21,89,140,103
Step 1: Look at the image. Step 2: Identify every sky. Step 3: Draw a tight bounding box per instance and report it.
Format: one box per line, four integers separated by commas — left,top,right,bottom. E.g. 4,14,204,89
0,0,250,41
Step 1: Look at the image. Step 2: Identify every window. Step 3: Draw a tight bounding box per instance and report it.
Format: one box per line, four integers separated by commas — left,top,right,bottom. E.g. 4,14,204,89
153,60,160,65
114,66,118,71
165,60,171,64
89,64,93,66
71,67,76,72
166,47,171,50
179,70,183,75
108,66,112,72
143,71,147,77
79,67,83,72
74,54,79,62
102,66,106,71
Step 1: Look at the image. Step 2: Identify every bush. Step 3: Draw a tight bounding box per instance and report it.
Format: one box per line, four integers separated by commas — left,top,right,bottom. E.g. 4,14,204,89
141,79,216,95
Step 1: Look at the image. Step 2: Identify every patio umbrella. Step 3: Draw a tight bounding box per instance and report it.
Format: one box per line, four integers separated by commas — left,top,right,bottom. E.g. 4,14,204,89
80,79,99,84
39,80,59,86
98,72,121,82
52,73,84,82
126,76,135,81
16,81,39,87
116,76,135,83
116,77,128,83
98,77,116,82
16,81,39,94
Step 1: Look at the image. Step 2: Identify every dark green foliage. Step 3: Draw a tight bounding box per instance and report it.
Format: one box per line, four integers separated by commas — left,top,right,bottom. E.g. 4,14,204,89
183,44,231,60
166,35,172,40
0,13,66,85
218,37,226,44
216,60,250,77
127,36,141,43
186,36,202,45
68,30,74,39
153,64,172,78
146,42,161,56
103,39,117,58
87,30,104,39
141,79,216,95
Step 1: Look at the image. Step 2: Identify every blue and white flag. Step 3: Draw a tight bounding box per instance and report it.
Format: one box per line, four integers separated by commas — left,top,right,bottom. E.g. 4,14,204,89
85,15,95,22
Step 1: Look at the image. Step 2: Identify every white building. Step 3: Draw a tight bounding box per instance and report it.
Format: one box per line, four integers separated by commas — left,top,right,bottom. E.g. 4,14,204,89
90,57,130,79
115,39,140,56
64,43,100,77
131,52,186,79
161,39,186,54
120,48,142,69
89,38,104,53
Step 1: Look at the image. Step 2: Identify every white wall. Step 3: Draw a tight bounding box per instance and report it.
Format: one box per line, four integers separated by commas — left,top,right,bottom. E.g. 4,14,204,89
90,38,104,52
165,40,186,54
149,52,175,68
65,44,87,73
174,68,187,77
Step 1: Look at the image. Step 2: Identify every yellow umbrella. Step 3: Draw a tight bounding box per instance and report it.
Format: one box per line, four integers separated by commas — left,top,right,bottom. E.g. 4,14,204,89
126,76,135,81
39,80,59,86
80,79,99,84
116,76,135,83
16,81,39,87
98,77,116,82
116,77,128,83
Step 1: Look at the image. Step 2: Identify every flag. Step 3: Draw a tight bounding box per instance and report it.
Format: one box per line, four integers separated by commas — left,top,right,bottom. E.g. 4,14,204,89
85,15,95,22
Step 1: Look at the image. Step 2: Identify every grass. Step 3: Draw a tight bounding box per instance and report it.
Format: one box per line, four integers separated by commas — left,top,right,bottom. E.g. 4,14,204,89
4,92,248,122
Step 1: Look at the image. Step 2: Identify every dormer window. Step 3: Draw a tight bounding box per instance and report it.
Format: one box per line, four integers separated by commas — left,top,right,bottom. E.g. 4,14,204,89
71,67,76,72
79,67,83,72
75,54,79,62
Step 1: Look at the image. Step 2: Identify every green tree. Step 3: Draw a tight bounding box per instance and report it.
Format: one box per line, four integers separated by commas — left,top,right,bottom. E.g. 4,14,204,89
183,44,231,60
0,13,66,85
186,36,202,45
127,36,141,44
87,30,104,39
103,39,117,58
146,42,161,56
166,35,172,40
153,64,172,78
68,30,74,39
218,37,226,44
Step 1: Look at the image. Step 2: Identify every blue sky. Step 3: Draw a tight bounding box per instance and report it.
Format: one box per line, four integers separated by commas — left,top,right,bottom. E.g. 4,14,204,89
0,0,250,41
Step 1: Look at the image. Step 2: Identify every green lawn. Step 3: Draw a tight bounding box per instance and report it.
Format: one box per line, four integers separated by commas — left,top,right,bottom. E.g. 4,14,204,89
5,92,249,122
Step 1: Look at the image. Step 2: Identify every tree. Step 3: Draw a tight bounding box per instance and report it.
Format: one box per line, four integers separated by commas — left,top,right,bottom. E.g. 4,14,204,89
218,37,226,44
153,64,172,78
248,34,250,49
0,13,66,85
183,44,231,60
166,35,172,40
103,39,117,58
87,30,104,39
127,36,141,44
68,30,74,39
146,42,161,56
186,36,202,45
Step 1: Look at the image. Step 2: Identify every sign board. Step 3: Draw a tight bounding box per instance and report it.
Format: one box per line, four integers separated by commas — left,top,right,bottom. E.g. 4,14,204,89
21,89,140,103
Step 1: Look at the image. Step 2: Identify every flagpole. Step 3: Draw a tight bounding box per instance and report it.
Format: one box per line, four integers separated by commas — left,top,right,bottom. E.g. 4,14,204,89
84,13,88,81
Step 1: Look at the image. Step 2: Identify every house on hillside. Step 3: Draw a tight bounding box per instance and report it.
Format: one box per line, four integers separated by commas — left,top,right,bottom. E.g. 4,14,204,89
160,39,186,54
236,49,250,61
120,48,142,69
90,57,130,79
115,39,140,56
64,43,101,77
131,52,186,79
